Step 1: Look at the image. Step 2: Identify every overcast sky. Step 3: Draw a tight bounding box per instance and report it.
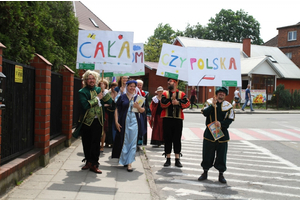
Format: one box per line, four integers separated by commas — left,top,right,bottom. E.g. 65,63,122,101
80,0,299,44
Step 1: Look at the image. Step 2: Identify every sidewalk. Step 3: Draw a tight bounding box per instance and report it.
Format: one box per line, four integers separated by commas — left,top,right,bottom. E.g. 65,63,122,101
1,139,152,200
184,107,300,114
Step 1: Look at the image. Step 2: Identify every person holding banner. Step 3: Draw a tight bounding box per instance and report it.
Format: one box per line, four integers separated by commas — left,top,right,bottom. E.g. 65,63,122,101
99,79,110,152
112,80,145,172
136,79,151,146
198,87,234,183
161,78,190,168
150,86,164,147
78,70,112,174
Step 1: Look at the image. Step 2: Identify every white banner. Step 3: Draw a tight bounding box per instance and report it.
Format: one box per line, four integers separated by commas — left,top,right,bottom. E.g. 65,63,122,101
156,43,189,81
76,30,134,71
156,44,241,87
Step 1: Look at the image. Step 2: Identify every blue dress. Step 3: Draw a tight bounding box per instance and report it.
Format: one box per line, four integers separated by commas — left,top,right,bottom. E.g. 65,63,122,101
112,94,143,165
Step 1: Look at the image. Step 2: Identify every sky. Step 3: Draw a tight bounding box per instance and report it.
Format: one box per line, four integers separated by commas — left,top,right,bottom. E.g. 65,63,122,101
80,0,299,44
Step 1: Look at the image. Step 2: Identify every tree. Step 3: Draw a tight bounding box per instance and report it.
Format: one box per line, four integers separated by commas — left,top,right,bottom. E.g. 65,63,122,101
183,23,208,39
0,1,79,71
145,23,176,62
206,9,263,44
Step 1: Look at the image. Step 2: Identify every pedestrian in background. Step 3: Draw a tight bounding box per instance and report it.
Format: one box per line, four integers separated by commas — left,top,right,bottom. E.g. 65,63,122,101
198,87,234,183
109,81,118,142
161,78,190,168
78,70,111,174
150,86,164,147
233,87,241,110
189,86,198,109
112,80,145,172
241,84,254,111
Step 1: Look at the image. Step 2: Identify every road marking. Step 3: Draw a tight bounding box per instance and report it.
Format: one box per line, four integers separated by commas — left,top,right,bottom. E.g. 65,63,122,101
249,128,289,141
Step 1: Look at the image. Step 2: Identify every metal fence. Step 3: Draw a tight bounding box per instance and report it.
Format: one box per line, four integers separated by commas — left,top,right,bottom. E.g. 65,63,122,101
50,72,62,139
1,59,35,165
73,77,82,127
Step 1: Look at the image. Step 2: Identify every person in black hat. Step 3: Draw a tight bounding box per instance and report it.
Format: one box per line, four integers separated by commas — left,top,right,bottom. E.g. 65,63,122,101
198,86,235,183
160,78,190,167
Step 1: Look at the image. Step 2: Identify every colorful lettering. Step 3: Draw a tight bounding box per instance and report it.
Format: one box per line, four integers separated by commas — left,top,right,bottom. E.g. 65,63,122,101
169,55,178,67
94,42,105,58
213,58,218,70
198,58,204,70
79,42,91,58
190,58,197,70
220,58,226,69
108,41,116,58
161,54,169,65
135,52,143,63
179,58,187,68
118,41,130,58
229,57,237,70
206,58,213,69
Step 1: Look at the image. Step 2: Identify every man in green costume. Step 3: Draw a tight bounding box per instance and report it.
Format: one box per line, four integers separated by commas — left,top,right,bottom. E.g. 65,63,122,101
198,87,235,183
78,70,112,174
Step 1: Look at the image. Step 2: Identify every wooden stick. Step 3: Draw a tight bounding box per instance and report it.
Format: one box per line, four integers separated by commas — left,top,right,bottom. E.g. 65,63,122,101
214,86,217,123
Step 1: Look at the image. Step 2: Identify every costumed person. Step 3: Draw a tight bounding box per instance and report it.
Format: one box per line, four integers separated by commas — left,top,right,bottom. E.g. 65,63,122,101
99,79,109,153
114,76,129,99
150,86,164,147
108,81,118,142
112,80,145,172
198,87,235,184
161,78,190,168
189,86,199,109
136,79,151,145
77,70,112,174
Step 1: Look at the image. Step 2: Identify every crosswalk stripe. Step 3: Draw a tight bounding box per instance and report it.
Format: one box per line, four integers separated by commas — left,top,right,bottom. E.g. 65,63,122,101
147,127,300,141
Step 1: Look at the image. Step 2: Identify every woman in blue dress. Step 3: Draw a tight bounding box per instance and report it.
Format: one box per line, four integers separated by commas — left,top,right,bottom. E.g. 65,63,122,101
112,80,145,172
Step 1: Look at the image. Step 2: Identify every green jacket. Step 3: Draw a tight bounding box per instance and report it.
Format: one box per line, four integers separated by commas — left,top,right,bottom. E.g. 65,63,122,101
78,86,112,126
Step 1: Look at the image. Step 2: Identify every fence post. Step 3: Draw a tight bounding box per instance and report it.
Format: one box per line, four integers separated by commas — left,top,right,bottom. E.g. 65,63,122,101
0,43,6,166
59,65,75,147
30,53,52,167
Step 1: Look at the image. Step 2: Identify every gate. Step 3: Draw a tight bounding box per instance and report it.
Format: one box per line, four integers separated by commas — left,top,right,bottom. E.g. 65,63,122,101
50,72,62,139
1,59,35,165
73,77,82,127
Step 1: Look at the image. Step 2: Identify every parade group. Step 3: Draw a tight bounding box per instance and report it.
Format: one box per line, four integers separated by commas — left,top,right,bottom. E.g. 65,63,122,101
74,70,235,184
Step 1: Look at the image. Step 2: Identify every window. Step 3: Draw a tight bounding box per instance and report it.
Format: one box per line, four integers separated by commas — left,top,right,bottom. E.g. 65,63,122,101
89,18,99,28
285,52,292,59
265,55,277,63
288,31,297,41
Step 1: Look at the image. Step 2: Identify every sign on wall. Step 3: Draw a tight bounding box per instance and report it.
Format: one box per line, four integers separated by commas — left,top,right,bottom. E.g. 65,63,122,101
15,65,23,83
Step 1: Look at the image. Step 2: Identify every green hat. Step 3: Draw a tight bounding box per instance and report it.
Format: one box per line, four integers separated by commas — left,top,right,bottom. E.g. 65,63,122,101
215,87,228,95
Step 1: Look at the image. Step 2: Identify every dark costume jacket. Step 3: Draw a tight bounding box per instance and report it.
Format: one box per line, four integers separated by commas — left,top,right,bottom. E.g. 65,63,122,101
160,89,190,119
201,98,235,142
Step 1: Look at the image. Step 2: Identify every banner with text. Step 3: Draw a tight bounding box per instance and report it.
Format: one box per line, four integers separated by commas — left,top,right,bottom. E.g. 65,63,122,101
113,43,145,77
156,44,241,86
76,30,134,71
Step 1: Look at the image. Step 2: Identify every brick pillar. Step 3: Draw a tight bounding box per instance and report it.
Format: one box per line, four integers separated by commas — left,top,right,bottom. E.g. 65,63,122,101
0,43,6,165
59,65,75,147
30,53,52,167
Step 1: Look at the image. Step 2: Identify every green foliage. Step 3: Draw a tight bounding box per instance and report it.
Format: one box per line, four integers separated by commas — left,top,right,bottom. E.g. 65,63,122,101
292,89,300,108
271,84,291,109
183,23,209,39
0,1,79,71
145,23,176,62
206,9,263,44
178,80,187,92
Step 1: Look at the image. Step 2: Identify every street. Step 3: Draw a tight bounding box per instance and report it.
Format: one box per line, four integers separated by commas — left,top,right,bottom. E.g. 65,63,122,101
145,113,300,200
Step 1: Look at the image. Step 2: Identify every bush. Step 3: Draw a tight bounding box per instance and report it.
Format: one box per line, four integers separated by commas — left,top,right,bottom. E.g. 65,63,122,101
271,84,291,109
292,89,300,108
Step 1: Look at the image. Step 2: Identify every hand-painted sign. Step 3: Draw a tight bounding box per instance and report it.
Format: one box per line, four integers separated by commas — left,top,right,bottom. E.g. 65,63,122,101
113,43,145,77
156,44,241,86
76,30,134,71
156,44,189,81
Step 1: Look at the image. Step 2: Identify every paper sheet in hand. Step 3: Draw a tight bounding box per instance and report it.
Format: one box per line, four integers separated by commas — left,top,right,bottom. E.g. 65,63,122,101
207,121,224,140
132,96,145,112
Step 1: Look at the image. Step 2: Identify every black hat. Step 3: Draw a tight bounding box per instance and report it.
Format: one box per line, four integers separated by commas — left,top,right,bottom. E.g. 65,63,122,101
215,87,228,95
168,78,178,82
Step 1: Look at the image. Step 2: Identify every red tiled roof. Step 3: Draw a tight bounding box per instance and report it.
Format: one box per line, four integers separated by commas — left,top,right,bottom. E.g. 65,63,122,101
74,1,112,31
263,35,278,47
